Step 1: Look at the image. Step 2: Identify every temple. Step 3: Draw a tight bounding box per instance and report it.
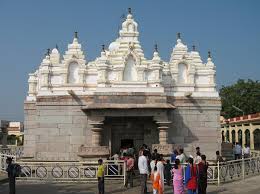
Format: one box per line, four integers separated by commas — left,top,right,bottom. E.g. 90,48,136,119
23,9,221,160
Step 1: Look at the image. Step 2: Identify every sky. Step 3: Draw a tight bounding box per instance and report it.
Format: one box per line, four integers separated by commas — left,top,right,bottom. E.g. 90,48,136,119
0,0,259,121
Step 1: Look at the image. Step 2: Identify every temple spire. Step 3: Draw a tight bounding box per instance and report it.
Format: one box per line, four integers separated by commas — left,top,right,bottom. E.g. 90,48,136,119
101,44,105,52
192,45,196,51
208,51,211,58
74,31,78,39
154,43,158,52
177,32,181,40
46,48,50,56
128,7,132,15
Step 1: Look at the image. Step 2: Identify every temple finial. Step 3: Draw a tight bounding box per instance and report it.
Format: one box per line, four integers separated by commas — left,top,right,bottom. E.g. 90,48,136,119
74,31,78,39
154,43,158,52
55,44,59,50
128,7,132,14
208,51,211,58
177,32,181,39
102,44,105,52
192,45,196,51
46,48,50,56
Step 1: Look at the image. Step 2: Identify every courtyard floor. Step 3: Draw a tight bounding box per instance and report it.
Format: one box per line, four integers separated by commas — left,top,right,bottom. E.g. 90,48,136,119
0,175,260,194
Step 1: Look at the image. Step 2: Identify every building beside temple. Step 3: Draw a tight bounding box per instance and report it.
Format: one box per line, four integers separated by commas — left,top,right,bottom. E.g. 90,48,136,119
221,113,260,150
23,9,221,160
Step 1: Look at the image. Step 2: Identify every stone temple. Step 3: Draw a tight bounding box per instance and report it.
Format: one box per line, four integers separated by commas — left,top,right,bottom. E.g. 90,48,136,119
23,9,221,160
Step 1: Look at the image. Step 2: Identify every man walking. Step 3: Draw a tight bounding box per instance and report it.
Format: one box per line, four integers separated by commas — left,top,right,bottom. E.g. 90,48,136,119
138,149,149,194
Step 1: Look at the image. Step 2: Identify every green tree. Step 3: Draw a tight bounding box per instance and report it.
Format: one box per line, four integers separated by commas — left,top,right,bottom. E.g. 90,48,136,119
220,79,260,118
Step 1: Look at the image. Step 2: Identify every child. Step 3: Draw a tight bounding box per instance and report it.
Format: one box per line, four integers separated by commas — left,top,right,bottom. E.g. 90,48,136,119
97,159,105,194
150,166,162,194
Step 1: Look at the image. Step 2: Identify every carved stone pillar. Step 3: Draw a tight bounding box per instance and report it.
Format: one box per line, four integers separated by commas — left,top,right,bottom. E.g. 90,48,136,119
91,122,103,146
157,121,171,145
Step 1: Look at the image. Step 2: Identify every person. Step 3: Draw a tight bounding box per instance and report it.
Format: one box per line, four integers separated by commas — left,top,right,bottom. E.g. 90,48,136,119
171,149,178,163
176,148,186,163
152,149,160,160
194,151,202,164
150,155,157,174
164,159,171,186
150,166,162,194
156,155,164,193
111,152,119,160
125,154,135,188
172,159,184,194
234,142,242,159
196,147,201,155
138,149,149,194
185,157,197,194
198,155,208,194
6,157,16,194
215,151,224,163
243,144,250,158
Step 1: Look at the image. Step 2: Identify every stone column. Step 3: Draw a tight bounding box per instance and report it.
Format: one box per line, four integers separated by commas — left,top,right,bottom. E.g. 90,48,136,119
250,123,255,150
156,121,171,145
1,127,8,148
91,122,103,147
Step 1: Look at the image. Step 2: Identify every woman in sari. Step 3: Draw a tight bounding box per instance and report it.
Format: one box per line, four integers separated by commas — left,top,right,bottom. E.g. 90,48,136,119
185,157,197,194
150,166,162,194
172,159,184,194
156,155,165,194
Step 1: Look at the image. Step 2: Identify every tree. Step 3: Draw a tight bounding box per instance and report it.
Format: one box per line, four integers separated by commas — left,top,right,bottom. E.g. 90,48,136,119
220,79,260,118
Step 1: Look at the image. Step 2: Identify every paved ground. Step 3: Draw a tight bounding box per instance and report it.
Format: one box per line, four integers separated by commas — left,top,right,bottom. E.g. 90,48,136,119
0,175,260,194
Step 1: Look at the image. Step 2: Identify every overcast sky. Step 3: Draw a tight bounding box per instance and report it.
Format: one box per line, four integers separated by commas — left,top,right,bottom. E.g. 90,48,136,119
0,0,259,121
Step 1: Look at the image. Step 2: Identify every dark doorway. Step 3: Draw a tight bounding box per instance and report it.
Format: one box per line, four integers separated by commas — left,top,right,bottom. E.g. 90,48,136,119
121,139,134,148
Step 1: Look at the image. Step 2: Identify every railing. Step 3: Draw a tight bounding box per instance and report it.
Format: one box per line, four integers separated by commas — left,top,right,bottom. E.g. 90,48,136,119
0,153,16,172
0,146,24,158
15,160,126,184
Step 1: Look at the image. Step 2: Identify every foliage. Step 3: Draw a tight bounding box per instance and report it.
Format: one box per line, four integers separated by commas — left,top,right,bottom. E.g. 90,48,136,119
220,79,260,118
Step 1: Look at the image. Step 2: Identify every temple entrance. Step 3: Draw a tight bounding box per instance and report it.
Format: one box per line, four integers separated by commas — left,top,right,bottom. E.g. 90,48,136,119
104,116,158,156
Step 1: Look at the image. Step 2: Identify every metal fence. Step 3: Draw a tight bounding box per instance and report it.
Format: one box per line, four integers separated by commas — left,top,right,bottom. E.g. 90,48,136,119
0,146,24,158
0,153,16,172
15,160,126,184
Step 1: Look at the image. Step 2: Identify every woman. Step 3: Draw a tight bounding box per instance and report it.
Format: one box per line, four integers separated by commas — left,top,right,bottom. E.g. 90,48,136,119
150,155,157,174
156,155,165,194
172,159,184,194
185,157,197,194
150,166,162,194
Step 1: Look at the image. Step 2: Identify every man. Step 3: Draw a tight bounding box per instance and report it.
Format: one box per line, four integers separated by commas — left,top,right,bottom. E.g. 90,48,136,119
235,142,242,160
198,155,208,194
125,154,135,188
97,159,105,194
152,149,160,160
6,157,16,194
176,148,186,163
243,144,250,158
194,150,202,164
138,149,149,194
216,150,224,163
170,149,178,163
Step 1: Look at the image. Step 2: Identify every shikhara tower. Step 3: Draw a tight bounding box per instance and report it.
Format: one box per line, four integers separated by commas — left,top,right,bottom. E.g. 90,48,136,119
24,9,221,160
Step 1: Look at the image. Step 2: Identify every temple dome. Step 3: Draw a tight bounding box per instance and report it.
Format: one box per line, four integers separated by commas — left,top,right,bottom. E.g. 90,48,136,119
108,40,120,51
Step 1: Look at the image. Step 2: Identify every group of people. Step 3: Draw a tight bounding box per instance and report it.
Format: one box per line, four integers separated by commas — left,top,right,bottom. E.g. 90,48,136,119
233,142,250,159
138,145,209,194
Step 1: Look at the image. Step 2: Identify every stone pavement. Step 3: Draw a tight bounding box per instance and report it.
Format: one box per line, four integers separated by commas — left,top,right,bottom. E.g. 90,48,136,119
0,175,260,194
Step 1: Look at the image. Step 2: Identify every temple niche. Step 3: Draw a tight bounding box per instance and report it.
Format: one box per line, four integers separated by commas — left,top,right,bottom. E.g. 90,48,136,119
123,55,138,81
23,8,221,161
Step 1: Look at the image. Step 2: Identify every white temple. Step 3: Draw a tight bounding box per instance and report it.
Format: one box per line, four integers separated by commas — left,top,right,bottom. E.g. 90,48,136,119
24,8,221,160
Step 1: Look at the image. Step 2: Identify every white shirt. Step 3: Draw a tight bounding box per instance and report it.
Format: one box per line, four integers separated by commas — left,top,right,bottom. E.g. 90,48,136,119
138,155,148,174
235,144,242,154
176,153,185,163
194,155,202,164
243,147,250,155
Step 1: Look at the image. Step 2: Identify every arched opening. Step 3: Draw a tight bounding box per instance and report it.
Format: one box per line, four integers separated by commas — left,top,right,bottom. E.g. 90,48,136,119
245,129,250,147
222,131,225,142
226,130,230,142
238,130,242,145
254,129,260,150
68,62,79,84
123,55,137,81
231,130,236,144
178,63,188,83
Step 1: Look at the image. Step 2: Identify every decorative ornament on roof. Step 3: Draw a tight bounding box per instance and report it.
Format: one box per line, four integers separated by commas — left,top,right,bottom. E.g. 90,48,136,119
192,45,196,51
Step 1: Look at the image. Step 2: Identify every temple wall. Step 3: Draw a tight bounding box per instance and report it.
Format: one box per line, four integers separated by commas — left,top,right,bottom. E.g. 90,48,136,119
24,98,90,160
168,97,221,159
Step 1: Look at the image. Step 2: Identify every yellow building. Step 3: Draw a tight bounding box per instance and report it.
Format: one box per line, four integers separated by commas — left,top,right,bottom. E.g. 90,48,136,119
221,113,260,150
